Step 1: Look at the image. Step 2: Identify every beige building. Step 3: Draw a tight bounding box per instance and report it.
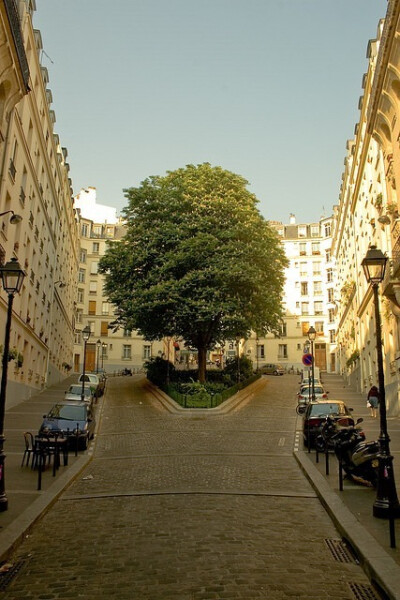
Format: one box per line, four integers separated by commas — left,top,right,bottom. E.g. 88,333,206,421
243,215,336,373
0,1,78,406
74,188,163,374
332,2,400,415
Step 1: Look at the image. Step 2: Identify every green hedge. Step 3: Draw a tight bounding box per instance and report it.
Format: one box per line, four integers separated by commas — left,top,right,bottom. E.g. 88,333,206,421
162,373,261,409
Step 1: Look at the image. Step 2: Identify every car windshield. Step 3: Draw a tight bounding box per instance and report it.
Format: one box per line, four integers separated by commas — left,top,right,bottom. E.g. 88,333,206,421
309,403,346,417
301,386,325,395
47,404,86,420
69,385,91,396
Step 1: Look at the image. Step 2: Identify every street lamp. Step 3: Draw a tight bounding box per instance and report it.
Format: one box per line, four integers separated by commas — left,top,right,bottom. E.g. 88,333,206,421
307,326,316,401
0,258,25,511
96,339,101,373
362,245,400,521
102,342,107,369
81,325,91,402
0,210,22,224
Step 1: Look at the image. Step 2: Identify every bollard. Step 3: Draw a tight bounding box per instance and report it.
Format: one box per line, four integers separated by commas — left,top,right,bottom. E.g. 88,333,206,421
338,455,343,491
325,447,329,476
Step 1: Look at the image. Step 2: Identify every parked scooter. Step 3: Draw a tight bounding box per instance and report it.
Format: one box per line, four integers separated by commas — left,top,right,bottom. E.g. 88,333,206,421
315,415,365,453
330,417,380,486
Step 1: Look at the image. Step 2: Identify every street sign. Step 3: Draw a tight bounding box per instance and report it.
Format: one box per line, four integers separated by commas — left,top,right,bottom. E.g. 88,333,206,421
302,353,313,366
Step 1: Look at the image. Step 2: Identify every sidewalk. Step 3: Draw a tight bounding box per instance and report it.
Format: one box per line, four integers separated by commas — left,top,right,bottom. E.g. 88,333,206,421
0,374,96,560
295,372,400,600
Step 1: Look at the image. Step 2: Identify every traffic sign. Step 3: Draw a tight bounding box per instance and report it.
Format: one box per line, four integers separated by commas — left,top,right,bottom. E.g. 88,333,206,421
302,353,313,366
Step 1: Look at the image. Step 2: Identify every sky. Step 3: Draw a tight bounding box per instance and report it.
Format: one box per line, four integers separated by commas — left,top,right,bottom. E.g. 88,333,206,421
33,0,386,224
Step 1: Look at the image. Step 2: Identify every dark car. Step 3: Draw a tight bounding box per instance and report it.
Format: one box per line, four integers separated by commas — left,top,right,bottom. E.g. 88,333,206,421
302,400,354,447
39,401,96,450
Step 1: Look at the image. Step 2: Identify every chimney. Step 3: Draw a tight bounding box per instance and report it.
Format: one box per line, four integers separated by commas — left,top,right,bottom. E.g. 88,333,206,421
289,214,296,224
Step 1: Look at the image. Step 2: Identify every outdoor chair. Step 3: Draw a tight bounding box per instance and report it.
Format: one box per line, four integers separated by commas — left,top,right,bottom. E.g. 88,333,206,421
21,432,38,468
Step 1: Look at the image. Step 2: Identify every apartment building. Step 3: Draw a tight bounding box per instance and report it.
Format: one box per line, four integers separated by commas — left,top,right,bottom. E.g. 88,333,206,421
0,1,78,405
243,214,336,373
332,1,400,415
74,188,163,373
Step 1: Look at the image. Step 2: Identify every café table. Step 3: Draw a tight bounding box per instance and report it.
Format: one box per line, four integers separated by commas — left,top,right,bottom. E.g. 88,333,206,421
35,433,69,490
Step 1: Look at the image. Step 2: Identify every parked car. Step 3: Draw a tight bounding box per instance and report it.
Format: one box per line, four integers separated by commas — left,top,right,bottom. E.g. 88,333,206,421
121,368,132,376
64,383,94,406
300,377,322,388
78,373,103,397
302,400,355,447
260,363,285,376
297,385,329,403
39,401,96,450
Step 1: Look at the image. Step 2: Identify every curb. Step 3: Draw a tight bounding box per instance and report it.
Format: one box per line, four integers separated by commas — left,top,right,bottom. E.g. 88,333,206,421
295,450,400,600
145,377,267,415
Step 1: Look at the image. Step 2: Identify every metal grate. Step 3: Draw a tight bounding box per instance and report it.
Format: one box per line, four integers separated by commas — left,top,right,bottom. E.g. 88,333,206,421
325,538,359,563
349,582,382,600
0,557,30,591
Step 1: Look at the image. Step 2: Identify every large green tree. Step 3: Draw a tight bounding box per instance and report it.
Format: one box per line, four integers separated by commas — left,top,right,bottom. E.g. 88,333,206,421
99,163,288,382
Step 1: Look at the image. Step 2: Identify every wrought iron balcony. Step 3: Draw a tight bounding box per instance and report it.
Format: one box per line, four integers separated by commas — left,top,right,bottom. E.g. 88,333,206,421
4,0,30,91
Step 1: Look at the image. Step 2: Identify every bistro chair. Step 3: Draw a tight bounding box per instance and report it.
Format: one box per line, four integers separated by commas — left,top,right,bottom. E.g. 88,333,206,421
21,432,38,468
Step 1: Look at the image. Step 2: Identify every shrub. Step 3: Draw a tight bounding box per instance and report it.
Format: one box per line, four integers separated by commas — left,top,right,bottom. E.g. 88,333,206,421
144,356,175,386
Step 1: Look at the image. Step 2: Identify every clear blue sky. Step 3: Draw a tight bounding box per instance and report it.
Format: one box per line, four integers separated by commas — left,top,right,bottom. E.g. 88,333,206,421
34,0,385,224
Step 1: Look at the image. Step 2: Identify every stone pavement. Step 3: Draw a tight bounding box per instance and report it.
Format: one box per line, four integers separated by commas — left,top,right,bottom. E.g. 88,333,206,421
0,372,389,599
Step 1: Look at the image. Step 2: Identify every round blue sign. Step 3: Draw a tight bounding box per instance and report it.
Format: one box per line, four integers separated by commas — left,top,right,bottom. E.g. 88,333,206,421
302,353,313,366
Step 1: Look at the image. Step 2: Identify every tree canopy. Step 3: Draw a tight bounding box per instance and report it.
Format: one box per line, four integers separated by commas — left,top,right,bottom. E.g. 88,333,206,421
99,163,288,382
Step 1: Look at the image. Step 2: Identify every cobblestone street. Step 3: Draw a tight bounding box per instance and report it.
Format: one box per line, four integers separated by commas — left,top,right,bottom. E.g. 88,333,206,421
2,375,375,599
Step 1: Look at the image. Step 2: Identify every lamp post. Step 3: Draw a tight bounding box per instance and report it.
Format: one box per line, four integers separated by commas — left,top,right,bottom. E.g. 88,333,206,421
102,342,107,369
0,210,22,224
81,326,91,402
362,246,400,522
307,326,316,401
96,339,101,373
0,258,25,511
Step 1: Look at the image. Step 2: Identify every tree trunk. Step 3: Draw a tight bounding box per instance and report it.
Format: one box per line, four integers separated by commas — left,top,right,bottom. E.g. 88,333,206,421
197,346,207,383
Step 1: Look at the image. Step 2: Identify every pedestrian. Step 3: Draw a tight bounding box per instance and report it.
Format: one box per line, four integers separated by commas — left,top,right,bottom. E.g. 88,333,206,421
367,385,379,418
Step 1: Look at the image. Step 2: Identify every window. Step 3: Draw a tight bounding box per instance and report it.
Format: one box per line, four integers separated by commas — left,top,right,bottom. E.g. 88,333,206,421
101,321,108,336
89,281,97,294
76,309,83,324
90,262,98,275
79,250,86,263
74,331,81,344
102,302,109,315
300,262,307,277
324,222,331,237
93,225,102,236
314,302,323,315
299,242,307,255
88,301,96,315
92,242,100,254
298,225,307,238
278,344,288,359
311,225,319,237
123,345,131,359
328,288,334,302
328,309,335,323
9,139,17,180
143,345,151,359
302,322,309,336
297,343,302,350
314,281,322,296
315,321,324,334
77,288,84,304
312,242,320,255
78,269,85,283
301,302,309,315
327,268,333,283
258,344,265,358
325,249,331,262
329,330,336,343
301,282,308,295
81,223,89,237
313,262,321,276
123,329,132,337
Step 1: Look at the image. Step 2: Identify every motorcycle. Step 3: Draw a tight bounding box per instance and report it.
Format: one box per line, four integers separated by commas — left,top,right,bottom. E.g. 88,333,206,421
315,414,365,453
330,417,380,486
